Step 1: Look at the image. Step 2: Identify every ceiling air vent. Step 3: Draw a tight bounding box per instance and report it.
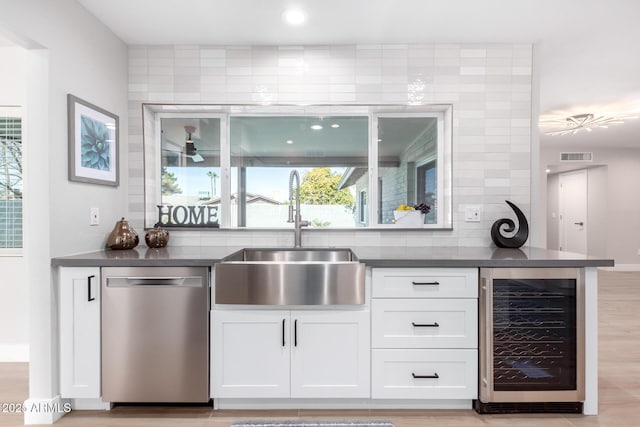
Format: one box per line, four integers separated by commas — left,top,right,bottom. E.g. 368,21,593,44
560,152,593,162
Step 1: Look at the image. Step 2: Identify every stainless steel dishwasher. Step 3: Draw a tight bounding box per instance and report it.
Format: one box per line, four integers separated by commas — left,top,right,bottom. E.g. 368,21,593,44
102,266,209,403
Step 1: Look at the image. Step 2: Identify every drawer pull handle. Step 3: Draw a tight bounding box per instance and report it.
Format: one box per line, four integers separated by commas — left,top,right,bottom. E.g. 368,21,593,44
412,372,439,379
411,281,440,286
412,322,440,328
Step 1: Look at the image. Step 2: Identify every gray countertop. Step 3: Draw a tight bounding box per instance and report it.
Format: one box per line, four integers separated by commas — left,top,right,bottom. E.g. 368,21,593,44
51,245,614,268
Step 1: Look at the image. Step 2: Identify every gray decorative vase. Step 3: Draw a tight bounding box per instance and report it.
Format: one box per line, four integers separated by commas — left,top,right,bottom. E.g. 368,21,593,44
490,200,529,248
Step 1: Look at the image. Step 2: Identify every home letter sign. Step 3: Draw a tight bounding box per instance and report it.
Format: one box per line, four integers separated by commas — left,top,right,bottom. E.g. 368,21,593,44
157,205,220,228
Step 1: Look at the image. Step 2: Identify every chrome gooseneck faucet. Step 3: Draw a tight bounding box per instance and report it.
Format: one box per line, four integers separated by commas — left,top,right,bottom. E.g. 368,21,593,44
288,170,310,248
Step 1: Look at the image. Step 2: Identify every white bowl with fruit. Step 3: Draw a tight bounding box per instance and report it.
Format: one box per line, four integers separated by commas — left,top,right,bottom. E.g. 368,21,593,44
393,203,430,227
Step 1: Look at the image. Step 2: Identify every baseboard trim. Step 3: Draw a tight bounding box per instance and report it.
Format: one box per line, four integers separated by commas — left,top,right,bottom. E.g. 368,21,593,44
69,398,111,410
214,398,472,410
601,264,640,272
23,396,71,425
0,344,29,362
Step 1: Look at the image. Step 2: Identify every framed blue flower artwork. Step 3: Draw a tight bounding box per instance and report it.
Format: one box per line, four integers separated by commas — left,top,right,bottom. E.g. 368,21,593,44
68,94,119,186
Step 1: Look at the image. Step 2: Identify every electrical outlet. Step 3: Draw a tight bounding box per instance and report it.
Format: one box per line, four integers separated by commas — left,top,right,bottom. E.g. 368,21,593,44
464,206,481,222
90,208,100,226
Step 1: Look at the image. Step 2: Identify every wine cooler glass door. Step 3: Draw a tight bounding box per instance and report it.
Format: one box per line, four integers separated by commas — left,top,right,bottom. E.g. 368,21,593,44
480,268,585,403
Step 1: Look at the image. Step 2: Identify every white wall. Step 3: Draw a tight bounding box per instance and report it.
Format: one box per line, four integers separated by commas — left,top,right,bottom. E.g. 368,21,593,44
543,147,640,265
0,0,128,413
587,166,607,258
128,44,533,248
0,46,29,361
546,172,559,250
1,0,129,258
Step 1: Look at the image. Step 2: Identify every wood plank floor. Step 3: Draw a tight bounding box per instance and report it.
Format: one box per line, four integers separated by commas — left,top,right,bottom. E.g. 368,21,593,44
1,269,638,426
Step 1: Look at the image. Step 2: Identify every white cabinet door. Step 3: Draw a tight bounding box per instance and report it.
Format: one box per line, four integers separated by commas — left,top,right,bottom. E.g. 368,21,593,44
59,267,101,398
211,310,290,398
290,310,370,398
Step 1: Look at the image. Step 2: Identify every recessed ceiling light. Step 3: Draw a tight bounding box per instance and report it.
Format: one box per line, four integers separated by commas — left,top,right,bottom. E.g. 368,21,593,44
331,123,340,128
283,9,306,26
286,139,294,144
310,124,323,130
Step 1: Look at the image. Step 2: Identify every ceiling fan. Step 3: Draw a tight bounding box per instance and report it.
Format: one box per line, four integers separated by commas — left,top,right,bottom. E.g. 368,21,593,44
162,125,205,163
183,125,204,162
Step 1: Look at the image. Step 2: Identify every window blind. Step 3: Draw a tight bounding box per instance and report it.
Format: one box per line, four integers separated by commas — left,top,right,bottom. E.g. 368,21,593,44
0,116,23,249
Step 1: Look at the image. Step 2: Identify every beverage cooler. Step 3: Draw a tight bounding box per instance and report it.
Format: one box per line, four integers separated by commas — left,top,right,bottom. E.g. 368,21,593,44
476,268,585,413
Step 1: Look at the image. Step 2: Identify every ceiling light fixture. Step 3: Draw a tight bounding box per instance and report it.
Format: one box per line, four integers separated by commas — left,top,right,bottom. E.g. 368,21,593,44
331,123,340,128
283,9,306,25
310,124,323,130
543,113,638,136
286,139,294,144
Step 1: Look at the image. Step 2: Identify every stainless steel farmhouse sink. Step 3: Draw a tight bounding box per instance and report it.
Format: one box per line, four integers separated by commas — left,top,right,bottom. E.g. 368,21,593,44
215,248,365,305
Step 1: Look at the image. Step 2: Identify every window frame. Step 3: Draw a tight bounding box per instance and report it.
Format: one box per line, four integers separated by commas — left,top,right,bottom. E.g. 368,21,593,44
144,104,452,230
0,107,23,256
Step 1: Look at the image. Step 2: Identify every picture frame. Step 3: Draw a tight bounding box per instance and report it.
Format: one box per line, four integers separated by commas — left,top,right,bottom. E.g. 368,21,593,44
67,94,119,186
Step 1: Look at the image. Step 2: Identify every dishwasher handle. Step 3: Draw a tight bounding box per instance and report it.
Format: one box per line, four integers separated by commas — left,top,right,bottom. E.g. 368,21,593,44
106,276,203,288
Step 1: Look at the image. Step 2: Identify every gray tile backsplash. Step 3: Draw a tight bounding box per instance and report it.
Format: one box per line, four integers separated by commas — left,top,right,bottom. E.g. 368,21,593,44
127,44,532,248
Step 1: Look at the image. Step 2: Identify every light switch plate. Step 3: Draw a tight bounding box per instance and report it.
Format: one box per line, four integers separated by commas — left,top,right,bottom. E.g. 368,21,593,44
90,207,100,226
464,206,481,222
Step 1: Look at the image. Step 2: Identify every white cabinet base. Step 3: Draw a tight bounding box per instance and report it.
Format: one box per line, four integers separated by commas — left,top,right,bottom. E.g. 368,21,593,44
58,267,101,399
213,398,473,410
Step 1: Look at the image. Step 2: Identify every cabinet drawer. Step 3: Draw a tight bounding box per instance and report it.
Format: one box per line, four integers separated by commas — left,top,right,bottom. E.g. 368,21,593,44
372,299,477,349
372,349,478,399
372,268,478,298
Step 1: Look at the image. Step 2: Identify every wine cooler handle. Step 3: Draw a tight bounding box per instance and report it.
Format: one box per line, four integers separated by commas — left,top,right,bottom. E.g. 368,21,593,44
480,276,493,396
412,372,439,379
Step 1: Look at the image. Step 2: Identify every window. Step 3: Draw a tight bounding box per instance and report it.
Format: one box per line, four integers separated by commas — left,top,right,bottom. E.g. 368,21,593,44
143,105,452,230
375,114,443,226
158,116,222,227
229,116,367,228
0,113,23,251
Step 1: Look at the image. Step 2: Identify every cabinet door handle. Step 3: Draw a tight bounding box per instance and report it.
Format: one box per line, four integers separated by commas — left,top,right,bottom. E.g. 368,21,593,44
282,318,286,347
294,319,298,347
411,281,440,286
412,372,439,379
574,222,584,226
87,275,96,302
412,322,440,328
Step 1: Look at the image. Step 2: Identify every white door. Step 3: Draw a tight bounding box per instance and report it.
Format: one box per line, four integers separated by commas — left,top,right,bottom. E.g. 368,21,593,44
290,310,370,398
59,267,101,398
211,310,290,398
559,170,588,254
